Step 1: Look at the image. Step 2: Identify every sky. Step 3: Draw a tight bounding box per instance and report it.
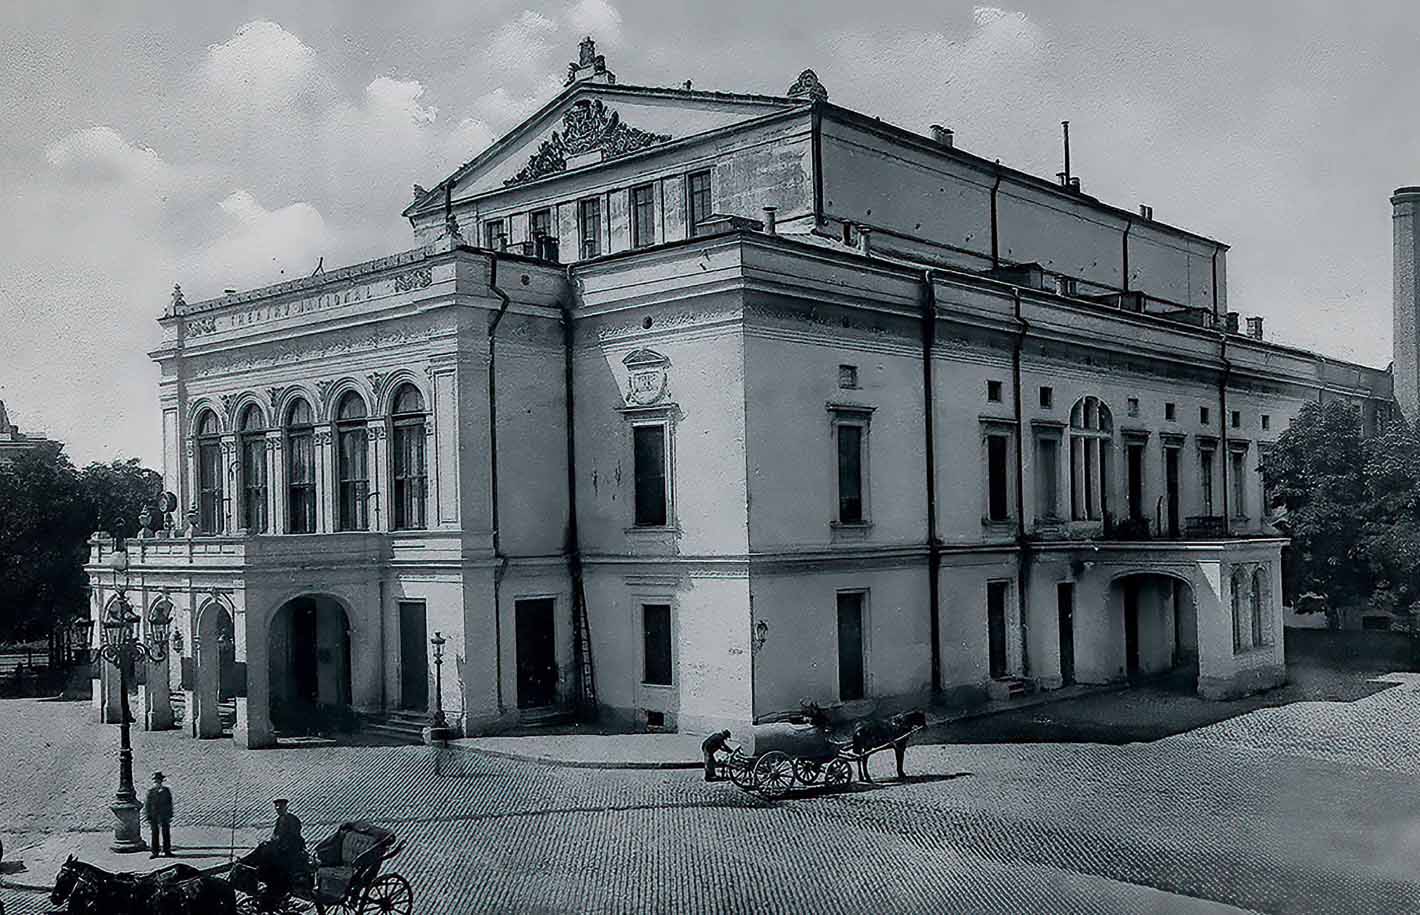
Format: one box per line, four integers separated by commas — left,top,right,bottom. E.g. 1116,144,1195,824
1,1,1415,466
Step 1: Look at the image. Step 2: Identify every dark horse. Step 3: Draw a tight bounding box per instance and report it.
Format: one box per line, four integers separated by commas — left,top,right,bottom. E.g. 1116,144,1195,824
51,855,235,915
849,709,927,782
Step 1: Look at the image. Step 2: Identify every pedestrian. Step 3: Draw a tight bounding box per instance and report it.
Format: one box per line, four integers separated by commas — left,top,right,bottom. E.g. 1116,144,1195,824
701,729,732,781
145,771,174,858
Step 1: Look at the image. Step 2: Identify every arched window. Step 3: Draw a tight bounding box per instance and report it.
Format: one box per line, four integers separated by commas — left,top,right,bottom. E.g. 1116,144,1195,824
390,384,427,530
195,410,223,534
239,405,268,533
336,392,369,531
1069,397,1113,522
285,399,316,533
1231,567,1249,653
1251,567,1267,647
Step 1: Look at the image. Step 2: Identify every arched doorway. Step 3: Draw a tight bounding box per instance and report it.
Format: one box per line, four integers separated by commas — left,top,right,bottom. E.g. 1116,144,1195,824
194,601,238,738
268,595,353,736
1112,573,1197,686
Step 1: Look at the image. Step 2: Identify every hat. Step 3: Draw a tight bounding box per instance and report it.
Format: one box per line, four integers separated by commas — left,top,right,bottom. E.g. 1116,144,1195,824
272,797,288,805
153,772,165,782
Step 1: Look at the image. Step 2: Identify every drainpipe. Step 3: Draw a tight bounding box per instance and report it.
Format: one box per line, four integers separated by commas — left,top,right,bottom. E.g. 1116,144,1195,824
1012,286,1031,677
1219,331,1232,533
921,271,942,694
990,161,1004,268
561,263,591,715
487,253,513,713
1122,216,1133,292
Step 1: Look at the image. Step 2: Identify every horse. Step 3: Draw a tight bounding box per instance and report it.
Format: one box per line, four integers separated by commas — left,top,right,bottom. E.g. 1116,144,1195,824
51,855,213,915
849,709,927,782
148,871,239,915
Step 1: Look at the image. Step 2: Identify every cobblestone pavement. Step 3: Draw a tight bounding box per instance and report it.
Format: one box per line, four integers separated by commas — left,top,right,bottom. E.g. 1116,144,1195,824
4,682,1420,915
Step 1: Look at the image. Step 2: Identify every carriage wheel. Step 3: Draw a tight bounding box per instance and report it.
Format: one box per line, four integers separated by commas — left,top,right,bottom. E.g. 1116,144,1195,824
360,874,414,914
824,757,854,789
792,758,823,785
726,749,755,790
752,750,795,800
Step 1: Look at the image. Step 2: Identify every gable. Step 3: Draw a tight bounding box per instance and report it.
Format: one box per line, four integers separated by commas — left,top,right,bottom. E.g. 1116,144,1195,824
415,85,798,209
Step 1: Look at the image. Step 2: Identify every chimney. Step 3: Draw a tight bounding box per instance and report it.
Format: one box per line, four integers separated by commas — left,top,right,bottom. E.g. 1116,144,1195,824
929,124,954,148
762,206,777,235
1394,186,1420,423
1225,311,1240,334
1139,204,1153,220
1245,316,1264,340
1068,176,1081,193
858,225,872,257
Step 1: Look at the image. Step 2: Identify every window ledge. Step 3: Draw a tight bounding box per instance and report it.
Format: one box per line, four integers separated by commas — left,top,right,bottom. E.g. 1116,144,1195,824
639,681,676,690
626,525,679,536
830,521,873,542
981,517,1016,530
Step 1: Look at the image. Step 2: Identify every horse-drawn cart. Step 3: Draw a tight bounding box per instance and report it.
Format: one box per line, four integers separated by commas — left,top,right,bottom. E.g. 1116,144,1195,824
229,821,412,915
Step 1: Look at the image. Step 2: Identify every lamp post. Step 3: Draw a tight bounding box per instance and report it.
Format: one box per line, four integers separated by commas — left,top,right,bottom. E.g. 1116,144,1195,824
87,548,172,852
429,631,447,730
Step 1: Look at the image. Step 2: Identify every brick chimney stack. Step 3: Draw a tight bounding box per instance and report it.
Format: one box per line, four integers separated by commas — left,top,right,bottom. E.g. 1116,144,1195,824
1393,187,1420,423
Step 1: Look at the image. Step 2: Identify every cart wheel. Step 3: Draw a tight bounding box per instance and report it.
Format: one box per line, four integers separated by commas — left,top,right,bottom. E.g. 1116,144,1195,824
793,758,823,785
752,750,795,800
726,749,755,790
824,757,854,789
360,874,414,914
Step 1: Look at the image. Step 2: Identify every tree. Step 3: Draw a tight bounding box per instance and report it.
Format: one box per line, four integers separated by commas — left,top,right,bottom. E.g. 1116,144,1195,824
79,458,163,540
1358,419,1420,629
1260,400,1371,617
0,444,91,642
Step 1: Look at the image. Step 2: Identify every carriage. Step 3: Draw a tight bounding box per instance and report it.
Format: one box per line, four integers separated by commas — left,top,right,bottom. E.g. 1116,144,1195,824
717,709,927,800
229,821,412,915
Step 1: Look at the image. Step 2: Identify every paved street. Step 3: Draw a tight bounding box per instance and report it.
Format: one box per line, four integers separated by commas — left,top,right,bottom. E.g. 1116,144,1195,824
4,679,1420,915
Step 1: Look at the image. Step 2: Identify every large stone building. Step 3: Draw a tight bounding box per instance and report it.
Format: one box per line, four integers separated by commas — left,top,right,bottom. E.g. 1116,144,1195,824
0,400,53,465
86,40,1393,747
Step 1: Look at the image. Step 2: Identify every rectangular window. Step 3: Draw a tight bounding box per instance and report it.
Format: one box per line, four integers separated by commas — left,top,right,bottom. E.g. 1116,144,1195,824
1231,410,1241,429
987,581,1009,679
987,380,1003,402
642,603,672,686
530,208,552,239
1200,406,1210,425
687,170,711,237
1039,386,1053,409
1165,402,1176,422
1200,448,1215,515
837,423,864,523
578,197,602,258
1127,397,1139,418
1035,436,1059,519
241,435,268,533
987,434,1009,521
838,364,858,390
1127,442,1145,520
631,183,655,248
1262,414,1271,432
392,420,427,530
836,592,865,701
287,430,316,533
633,424,668,526
1231,449,1247,515
483,218,505,250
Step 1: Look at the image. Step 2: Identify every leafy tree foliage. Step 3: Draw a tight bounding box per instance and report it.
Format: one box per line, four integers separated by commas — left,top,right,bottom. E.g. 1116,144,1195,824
0,446,162,642
1261,399,1420,627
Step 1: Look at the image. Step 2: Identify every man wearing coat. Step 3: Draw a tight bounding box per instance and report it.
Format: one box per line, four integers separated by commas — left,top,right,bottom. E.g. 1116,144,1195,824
144,771,174,858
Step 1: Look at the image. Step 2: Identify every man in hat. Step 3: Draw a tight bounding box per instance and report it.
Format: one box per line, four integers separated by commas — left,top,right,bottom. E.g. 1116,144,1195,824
144,772,174,858
249,797,306,902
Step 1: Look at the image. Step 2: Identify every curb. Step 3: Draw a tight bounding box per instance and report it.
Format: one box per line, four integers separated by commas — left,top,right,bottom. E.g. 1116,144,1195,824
446,741,701,770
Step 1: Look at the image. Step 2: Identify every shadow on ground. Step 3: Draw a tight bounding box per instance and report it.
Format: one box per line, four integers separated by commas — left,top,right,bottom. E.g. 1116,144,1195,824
917,660,1400,747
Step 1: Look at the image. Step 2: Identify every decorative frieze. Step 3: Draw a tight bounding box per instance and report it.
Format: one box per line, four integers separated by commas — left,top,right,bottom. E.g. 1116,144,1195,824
504,99,671,187
189,326,439,378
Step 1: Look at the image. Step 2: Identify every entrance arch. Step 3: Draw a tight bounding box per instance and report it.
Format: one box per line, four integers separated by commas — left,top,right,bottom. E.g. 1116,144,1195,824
1110,572,1198,686
193,600,237,738
268,595,353,736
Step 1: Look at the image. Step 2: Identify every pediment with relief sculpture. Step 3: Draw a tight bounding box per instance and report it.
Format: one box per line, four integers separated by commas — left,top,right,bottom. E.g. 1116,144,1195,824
504,99,671,186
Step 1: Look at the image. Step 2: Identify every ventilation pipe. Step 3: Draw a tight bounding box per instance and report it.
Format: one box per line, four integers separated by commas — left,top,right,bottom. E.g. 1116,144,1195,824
762,206,777,235
1246,316,1264,340
930,125,954,148
858,225,872,257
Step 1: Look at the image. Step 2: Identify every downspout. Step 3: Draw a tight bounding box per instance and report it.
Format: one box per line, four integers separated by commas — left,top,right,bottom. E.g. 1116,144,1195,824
1219,331,1232,532
487,252,513,713
1012,286,1031,677
990,161,1004,268
921,271,942,695
561,263,591,715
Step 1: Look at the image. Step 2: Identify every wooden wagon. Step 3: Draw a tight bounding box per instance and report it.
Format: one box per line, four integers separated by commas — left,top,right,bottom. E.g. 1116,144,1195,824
230,821,412,915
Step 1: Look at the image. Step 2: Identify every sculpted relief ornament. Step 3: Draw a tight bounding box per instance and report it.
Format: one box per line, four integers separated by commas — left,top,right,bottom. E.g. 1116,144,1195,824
505,99,671,186
622,348,670,406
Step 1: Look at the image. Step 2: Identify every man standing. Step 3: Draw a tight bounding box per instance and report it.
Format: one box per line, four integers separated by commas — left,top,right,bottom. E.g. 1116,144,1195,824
701,730,732,781
144,772,174,858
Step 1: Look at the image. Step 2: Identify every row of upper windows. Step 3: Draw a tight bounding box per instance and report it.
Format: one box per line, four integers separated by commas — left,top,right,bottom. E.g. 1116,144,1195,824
984,381,1279,432
479,169,714,261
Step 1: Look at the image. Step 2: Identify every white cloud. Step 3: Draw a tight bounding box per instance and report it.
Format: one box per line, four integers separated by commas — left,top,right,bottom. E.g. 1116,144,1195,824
44,126,177,190
566,0,623,46
186,190,333,294
201,20,323,113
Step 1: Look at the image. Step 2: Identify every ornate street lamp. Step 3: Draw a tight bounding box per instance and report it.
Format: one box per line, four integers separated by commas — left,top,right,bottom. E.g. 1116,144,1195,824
430,631,447,730
92,549,172,853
